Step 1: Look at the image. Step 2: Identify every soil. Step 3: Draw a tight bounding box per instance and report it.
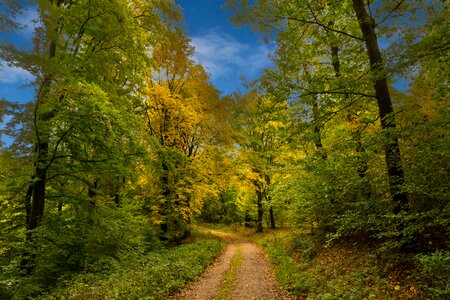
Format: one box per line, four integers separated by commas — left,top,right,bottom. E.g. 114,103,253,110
166,228,292,300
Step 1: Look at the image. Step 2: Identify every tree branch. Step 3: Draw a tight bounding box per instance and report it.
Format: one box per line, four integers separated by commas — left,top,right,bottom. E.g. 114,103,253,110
275,15,364,41
301,90,376,98
46,125,74,171
376,0,404,27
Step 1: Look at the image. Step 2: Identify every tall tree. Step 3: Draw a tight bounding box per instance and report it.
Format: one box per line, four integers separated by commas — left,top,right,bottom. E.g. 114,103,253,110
142,27,226,241
1,0,176,273
351,0,407,213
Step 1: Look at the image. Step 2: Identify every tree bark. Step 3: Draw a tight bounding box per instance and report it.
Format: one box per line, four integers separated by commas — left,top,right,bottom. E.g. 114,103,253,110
304,67,327,159
330,42,370,181
269,205,276,229
244,210,252,228
330,45,341,77
88,179,98,208
312,100,325,156
264,174,276,229
28,141,49,230
160,156,170,240
20,180,35,275
256,189,264,233
352,0,408,213
24,178,33,227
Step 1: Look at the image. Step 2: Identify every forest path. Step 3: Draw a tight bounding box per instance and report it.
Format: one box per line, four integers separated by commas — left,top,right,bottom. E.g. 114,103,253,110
166,227,291,300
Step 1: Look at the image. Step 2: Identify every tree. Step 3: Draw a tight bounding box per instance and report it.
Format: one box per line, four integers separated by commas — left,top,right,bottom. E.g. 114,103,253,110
1,0,177,274
142,26,227,241
351,0,407,213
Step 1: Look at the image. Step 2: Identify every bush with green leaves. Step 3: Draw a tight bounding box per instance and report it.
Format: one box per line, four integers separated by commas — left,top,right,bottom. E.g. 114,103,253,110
3,199,157,299
38,238,223,300
289,233,317,261
415,250,450,299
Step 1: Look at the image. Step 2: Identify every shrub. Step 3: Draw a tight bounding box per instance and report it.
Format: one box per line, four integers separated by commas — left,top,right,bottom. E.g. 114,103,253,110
416,250,450,299
40,238,223,300
290,234,317,261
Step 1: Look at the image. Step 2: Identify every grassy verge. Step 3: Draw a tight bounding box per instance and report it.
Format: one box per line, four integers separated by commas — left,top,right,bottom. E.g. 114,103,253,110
41,237,223,300
216,246,243,300
255,230,428,299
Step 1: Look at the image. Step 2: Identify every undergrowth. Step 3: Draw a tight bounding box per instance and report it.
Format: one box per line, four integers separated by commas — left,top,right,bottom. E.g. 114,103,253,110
37,236,223,300
255,230,444,299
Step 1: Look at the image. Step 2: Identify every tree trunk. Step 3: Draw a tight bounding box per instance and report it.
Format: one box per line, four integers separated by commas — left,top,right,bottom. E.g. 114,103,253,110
88,179,98,207
330,42,369,180
256,189,264,233
264,174,276,229
269,205,276,229
244,210,252,228
114,177,125,207
21,29,57,273
24,178,33,227
160,156,170,240
352,0,408,213
304,67,327,159
20,180,35,275
312,100,325,157
28,143,48,231
330,45,341,77
355,139,368,179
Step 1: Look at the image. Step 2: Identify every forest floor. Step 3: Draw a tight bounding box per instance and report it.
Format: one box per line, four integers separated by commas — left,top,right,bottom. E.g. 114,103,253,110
166,227,292,300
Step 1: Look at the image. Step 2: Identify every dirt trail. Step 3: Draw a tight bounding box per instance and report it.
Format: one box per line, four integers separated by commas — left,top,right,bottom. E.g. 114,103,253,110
167,228,291,300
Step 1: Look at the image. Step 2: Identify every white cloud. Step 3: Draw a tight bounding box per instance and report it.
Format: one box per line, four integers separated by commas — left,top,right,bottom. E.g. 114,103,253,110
0,62,34,84
15,7,40,37
190,29,274,82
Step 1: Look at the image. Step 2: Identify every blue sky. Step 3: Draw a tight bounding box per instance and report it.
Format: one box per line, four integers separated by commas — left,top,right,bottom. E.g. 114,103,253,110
0,4,37,104
177,0,273,95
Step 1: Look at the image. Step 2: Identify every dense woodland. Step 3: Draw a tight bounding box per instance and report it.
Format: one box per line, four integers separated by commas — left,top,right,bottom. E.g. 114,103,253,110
0,0,449,299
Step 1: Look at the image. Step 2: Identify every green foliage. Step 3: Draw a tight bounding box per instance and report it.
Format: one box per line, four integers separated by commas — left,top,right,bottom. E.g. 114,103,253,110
201,189,242,225
1,199,155,299
257,230,418,299
415,251,450,299
257,233,309,293
290,234,317,261
39,239,223,300
226,0,449,257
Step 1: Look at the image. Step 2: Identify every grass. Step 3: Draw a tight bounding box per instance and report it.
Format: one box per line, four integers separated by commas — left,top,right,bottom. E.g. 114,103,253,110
39,236,224,300
215,246,243,300
255,229,425,299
